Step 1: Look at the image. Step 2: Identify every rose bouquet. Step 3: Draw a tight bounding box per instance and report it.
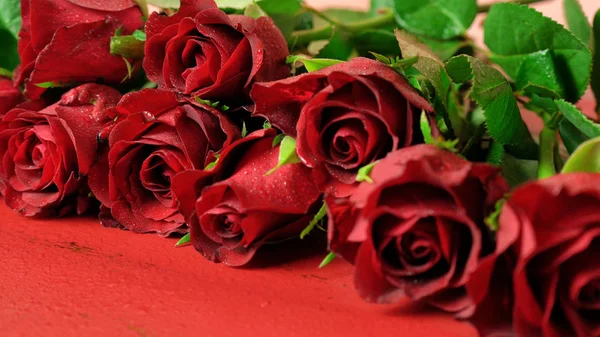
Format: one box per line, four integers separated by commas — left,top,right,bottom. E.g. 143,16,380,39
1,0,599,336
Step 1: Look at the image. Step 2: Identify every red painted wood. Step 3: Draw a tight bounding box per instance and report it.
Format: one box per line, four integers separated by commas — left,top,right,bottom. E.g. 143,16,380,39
0,203,477,337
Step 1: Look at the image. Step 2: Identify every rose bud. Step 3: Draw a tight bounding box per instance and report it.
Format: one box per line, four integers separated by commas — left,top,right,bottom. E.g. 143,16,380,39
497,173,600,337
0,76,23,116
144,0,289,103
15,0,144,99
171,129,322,266
88,89,240,236
251,57,434,197
0,84,122,216
326,145,509,316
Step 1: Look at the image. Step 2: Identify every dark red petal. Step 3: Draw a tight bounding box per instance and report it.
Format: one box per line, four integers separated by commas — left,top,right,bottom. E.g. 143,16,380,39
24,19,136,99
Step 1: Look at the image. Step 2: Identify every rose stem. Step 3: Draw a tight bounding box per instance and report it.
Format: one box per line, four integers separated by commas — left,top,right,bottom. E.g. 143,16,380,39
110,35,145,59
537,112,563,179
290,7,395,45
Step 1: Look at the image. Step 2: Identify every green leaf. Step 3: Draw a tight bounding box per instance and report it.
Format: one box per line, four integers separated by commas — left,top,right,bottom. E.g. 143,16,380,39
563,0,591,46
244,3,267,19
241,121,247,138
486,141,505,165
272,133,285,147
286,55,343,72
0,67,12,78
501,153,539,187
263,120,272,129
147,0,180,8
394,0,477,39
591,10,600,114
395,30,450,108
257,0,301,15
370,0,394,16
484,3,592,102
0,0,21,38
420,37,465,61
175,233,191,247
554,99,600,138
265,135,301,175
420,110,434,144
300,202,327,239
559,118,590,153
446,55,538,159
315,29,353,61
133,30,146,41
318,252,337,268
561,137,600,173
356,161,378,183
354,30,400,56
0,30,19,70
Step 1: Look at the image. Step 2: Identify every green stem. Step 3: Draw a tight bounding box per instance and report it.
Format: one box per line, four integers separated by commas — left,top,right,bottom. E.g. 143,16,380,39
290,25,334,46
291,7,395,45
478,0,549,13
538,126,556,179
344,8,395,33
110,35,145,59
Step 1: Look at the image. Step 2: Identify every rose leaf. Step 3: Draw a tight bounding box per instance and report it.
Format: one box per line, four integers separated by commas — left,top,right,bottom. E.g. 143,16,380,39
559,119,590,154
300,202,327,239
561,137,600,173
370,0,394,16
420,110,434,144
484,3,592,102
555,99,600,139
286,55,344,72
356,161,378,183
146,0,180,9
318,252,337,268
446,55,538,160
244,3,267,19
500,153,539,188
0,67,12,78
591,10,600,114
486,141,505,165
564,0,591,47
0,0,21,38
263,120,272,130
393,0,477,40
265,135,301,175
354,30,400,56
175,233,191,247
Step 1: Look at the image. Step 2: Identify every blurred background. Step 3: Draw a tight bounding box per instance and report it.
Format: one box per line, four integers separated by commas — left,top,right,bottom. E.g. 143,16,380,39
308,0,599,45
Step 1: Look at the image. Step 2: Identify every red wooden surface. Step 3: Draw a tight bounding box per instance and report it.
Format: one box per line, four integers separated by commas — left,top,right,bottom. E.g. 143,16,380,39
0,202,477,337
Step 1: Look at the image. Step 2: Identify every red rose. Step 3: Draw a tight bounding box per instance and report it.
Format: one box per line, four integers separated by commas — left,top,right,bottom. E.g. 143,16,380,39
144,0,289,102
251,57,434,197
327,145,509,316
0,76,23,116
0,84,122,216
88,89,240,236
497,173,600,337
171,129,322,266
15,0,144,99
